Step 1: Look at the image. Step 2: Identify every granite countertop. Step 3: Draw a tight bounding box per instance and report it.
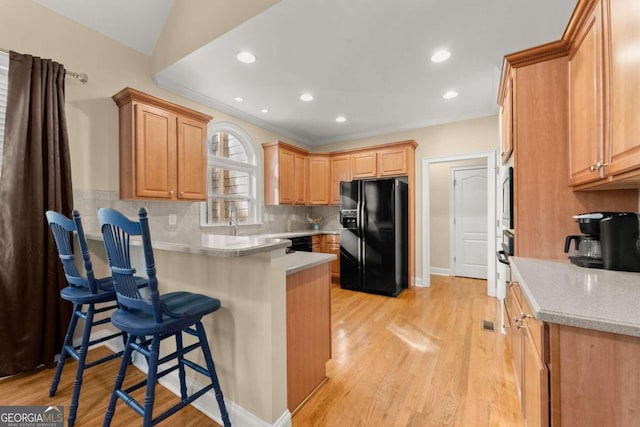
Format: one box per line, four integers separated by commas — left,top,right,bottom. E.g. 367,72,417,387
86,231,291,257
510,257,640,337
248,230,340,238
284,251,336,275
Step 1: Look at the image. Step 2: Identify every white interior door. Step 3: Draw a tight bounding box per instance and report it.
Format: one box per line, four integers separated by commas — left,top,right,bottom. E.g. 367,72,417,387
453,167,488,279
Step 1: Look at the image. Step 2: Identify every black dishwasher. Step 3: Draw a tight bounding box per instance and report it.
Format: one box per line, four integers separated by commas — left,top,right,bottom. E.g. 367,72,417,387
289,235,312,253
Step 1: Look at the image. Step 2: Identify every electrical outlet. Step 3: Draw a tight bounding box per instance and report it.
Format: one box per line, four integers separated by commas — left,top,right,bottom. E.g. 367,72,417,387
168,214,177,225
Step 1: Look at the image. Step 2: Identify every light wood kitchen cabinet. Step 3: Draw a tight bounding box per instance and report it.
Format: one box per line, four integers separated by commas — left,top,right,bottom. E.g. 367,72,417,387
112,87,212,201
322,234,340,282
568,0,605,187
350,150,377,178
329,154,350,205
293,152,307,204
311,235,321,252
500,74,514,164
308,154,330,205
603,0,640,181
568,0,640,190
498,44,637,260
506,282,548,427
286,262,331,412
263,141,308,205
548,323,640,427
378,146,410,177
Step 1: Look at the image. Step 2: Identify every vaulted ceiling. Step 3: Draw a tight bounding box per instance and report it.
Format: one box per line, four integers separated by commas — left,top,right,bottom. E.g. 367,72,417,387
34,0,577,145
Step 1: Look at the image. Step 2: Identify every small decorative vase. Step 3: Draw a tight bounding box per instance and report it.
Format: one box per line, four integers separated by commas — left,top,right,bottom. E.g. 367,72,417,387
313,224,320,230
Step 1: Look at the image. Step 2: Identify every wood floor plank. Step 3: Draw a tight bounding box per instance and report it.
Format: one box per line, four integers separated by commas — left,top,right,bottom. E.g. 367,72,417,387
293,275,524,427
0,275,523,427
0,347,219,426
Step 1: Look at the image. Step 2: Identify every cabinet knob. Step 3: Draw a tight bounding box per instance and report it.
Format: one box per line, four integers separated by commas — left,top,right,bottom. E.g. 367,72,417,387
590,161,607,172
169,190,174,195
180,191,184,196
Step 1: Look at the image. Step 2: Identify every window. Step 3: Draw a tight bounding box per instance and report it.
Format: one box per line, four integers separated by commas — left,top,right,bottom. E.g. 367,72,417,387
201,122,259,226
0,53,8,178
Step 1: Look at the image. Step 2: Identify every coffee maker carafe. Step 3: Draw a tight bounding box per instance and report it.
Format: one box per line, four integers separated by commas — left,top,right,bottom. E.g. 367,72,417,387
564,213,606,268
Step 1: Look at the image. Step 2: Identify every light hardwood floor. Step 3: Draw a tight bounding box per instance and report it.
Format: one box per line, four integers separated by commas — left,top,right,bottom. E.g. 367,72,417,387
0,275,523,427
292,275,524,427
0,345,218,426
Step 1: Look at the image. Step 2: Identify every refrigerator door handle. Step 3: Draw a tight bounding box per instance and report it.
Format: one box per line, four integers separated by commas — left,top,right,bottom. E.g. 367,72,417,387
359,198,365,273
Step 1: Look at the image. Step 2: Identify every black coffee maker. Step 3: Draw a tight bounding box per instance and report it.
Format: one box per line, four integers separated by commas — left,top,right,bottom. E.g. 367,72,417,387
565,212,640,272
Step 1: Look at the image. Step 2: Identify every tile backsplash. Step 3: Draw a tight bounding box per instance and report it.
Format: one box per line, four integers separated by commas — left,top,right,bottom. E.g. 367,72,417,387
74,190,340,235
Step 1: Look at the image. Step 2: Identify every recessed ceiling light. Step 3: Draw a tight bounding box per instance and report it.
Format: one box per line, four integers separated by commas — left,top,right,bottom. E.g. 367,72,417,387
335,116,346,123
443,90,458,100
234,97,244,102
236,51,256,64
300,93,314,102
261,108,269,113
431,49,451,63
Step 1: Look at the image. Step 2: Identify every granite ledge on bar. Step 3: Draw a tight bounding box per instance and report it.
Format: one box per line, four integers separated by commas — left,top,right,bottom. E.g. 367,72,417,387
510,257,640,337
284,252,336,276
85,231,290,257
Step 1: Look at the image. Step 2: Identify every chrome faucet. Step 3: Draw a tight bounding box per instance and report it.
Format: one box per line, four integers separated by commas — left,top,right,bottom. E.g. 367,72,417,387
229,206,238,236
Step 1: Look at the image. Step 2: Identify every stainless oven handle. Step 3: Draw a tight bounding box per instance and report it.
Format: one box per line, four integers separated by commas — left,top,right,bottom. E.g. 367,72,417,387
496,250,510,265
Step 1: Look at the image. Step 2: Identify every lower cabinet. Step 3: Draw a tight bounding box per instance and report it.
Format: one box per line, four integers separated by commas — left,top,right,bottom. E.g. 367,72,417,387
506,282,549,427
322,234,340,282
286,262,332,413
311,235,321,252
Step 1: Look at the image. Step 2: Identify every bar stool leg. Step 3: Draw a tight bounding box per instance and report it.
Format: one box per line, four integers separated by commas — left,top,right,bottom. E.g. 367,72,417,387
142,336,161,426
68,304,95,427
175,333,188,401
196,321,231,427
103,335,136,427
50,303,81,397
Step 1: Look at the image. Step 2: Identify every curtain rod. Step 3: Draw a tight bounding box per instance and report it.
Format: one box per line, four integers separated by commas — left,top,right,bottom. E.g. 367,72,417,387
0,48,88,83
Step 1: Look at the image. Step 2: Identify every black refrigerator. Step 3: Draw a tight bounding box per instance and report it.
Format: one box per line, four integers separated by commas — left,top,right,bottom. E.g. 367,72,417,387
339,177,408,297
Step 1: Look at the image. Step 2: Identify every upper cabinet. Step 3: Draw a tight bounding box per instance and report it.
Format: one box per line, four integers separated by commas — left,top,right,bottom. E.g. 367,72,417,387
604,0,640,179
568,1,606,186
263,140,416,206
569,0,640,190
350,150,378,178
113,88,212,201
378,145,411,176
263,141,308,205
329,154,351,205
308,154,330,205
500,74,514,164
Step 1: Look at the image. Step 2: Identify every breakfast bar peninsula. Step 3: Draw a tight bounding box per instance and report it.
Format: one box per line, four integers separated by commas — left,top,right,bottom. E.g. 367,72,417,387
86,231,335,427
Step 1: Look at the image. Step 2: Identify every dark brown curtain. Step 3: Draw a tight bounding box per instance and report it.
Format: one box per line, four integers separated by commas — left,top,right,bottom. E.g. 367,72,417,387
0,52,73,375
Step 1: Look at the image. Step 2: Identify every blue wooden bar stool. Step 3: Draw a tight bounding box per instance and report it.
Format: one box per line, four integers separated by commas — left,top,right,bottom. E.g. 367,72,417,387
46,210,148,427
98,207,231,427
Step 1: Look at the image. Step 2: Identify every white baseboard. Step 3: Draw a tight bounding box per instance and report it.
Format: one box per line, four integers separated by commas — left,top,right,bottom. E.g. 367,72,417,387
102,336,290,427
430,267,451,276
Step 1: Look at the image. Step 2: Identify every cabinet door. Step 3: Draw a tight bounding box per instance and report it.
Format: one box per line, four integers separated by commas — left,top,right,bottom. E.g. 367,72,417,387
351,151,377,178
278,149,295,204
135,103,176,199
508,287,524,407
523,329,549,427
323,235,340,281
568,2,605,186
308,155,330,205
293,152,307,204
378,147,408,177
176,116,207,201
501,76,514,164
330,155,350,205
605,0,640,176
